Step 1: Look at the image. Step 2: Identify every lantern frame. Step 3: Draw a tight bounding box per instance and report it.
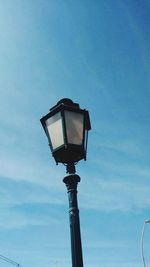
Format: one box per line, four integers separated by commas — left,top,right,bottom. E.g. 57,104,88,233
40,98,91,165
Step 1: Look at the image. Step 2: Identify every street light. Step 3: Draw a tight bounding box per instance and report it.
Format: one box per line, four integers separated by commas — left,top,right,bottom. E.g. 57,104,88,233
40,98,91,267
141,220,150,267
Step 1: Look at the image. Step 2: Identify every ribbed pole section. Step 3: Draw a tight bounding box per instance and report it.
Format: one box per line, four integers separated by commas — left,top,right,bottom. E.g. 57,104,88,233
63,174,83,267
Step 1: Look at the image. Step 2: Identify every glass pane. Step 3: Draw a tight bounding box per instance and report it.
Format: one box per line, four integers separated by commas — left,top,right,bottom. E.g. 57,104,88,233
45,112,64,150
64,111,84,145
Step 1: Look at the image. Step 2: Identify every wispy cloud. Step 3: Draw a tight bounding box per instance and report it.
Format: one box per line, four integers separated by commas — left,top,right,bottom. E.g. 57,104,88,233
82,119,150,212
0,152,63,187
0,207,59,229
91,120,150,159
0,175,66,229
80,176,150,212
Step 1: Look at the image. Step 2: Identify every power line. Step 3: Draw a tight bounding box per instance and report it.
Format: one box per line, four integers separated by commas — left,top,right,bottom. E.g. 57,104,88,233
0,254,21,267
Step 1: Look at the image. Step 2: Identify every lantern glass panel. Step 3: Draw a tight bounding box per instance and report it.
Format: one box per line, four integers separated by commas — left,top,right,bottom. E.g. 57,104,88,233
64,110,84,145
45,112,64,150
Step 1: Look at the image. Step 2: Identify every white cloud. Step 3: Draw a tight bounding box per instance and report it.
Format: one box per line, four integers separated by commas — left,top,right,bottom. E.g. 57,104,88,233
0,176,66,229
91,119,150,159
80,177,150,212
0,206,60,229
0,147,64,188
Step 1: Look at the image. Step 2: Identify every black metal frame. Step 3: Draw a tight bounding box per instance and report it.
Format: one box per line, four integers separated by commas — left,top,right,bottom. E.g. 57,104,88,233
40,99,91,165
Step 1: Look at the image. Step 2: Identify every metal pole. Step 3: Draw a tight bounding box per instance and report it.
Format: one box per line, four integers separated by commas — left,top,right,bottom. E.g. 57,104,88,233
63,173,83,267
141,220,150,267
141,222,146,267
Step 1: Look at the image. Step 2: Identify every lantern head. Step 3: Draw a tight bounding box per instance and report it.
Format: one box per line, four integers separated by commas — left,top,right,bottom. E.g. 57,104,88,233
40,98,91,166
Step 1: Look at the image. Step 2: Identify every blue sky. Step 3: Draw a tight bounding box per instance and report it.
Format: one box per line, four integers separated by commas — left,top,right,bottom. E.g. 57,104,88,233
0,0,150,266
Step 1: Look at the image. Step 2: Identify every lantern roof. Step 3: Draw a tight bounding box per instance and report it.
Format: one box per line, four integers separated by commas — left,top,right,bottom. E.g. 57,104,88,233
47,98,91,130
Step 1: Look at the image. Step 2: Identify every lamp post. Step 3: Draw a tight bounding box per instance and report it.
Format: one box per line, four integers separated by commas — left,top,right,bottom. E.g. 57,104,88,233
141,220,150,267
40,98,91,267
